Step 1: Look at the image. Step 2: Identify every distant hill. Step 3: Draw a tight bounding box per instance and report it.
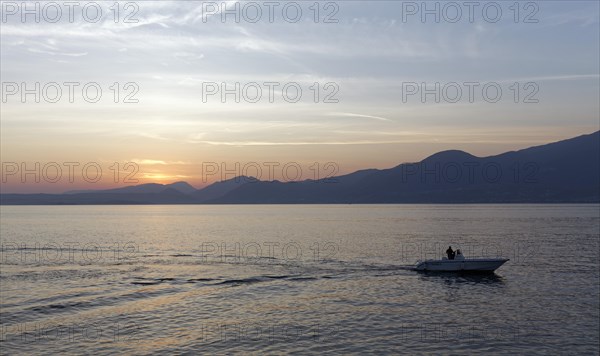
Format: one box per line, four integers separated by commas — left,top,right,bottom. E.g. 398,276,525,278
2,131,598,204
65,181,197,195
191,176,257,202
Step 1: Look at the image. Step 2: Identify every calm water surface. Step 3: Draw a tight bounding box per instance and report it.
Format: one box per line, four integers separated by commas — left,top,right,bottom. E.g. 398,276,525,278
1,205,598,355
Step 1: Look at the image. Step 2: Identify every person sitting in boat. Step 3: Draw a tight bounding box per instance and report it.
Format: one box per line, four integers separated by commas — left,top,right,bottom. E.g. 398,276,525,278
455,249,465,260
446,246,455,260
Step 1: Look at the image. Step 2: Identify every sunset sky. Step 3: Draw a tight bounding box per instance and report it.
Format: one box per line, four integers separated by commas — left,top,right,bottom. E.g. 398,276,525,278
1,1,599,193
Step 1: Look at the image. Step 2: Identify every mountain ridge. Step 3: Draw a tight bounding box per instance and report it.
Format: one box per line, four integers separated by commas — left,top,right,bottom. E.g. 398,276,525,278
2,131,598,204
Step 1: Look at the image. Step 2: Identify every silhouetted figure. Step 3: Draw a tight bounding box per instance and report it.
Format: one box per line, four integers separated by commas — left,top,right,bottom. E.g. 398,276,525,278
446,246,455,260
455,249,464,260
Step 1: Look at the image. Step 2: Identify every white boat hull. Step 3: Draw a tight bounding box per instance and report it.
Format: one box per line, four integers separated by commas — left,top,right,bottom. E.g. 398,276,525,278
414,258,509,272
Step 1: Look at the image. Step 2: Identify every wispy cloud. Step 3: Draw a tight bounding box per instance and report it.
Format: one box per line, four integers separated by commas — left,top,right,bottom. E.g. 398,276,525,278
327,112,393,122
507,74,600,82
194,140,409,146
131,159,191,165
27,48,88,57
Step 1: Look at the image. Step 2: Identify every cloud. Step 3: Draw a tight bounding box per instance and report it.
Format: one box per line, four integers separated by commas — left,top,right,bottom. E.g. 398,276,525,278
193,140,408,146
131,159,191,165
27,48,88,57
327,112,393,122
507,74,600,82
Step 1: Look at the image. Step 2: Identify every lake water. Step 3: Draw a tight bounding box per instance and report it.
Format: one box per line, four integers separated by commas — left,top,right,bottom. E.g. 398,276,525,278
1,205,598,355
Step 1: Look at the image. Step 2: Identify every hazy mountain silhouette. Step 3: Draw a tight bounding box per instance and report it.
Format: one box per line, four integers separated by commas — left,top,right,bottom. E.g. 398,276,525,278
192,176,257,201
65,181,196,195
2,131,598,204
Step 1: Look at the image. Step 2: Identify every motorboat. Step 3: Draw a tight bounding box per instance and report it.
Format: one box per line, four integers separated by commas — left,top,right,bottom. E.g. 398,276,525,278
414,254,509,273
